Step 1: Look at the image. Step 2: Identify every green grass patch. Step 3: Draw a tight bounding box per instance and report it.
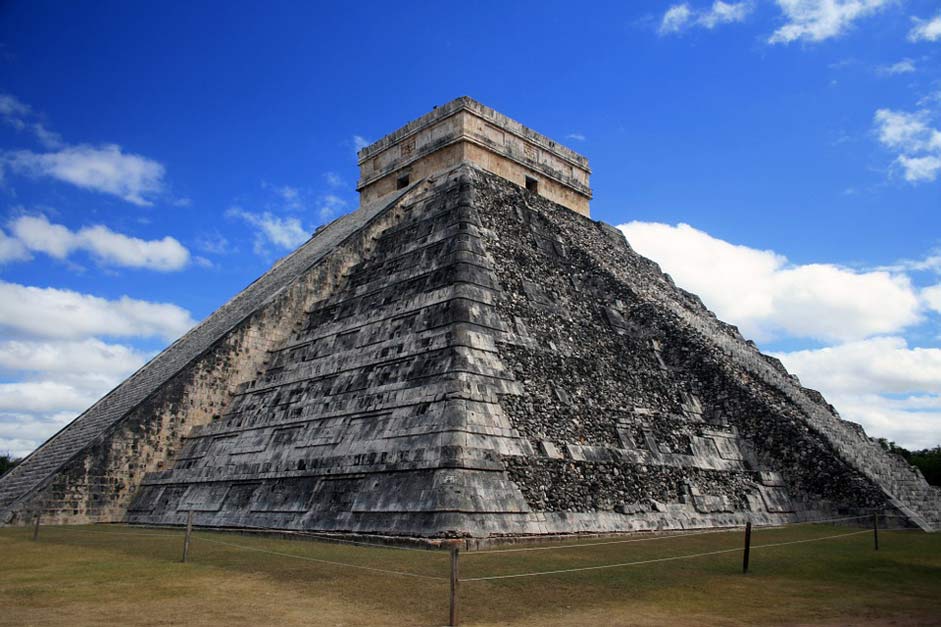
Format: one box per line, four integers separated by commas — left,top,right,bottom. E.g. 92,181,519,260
0,524,938,626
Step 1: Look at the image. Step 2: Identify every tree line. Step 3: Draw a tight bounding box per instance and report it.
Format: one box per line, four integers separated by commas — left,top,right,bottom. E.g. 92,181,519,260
1,454,21,476
877,440,941,487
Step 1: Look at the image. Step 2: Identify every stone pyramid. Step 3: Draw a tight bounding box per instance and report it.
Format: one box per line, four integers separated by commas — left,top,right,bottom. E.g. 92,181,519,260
1,97,938,536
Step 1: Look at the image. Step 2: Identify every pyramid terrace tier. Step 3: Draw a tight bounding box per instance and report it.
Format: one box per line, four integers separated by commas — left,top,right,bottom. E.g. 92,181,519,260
5,164,938,534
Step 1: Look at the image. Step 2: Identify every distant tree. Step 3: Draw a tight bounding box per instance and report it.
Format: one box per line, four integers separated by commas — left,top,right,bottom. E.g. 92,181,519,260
0,454,20,475
909,447,941,487
875,439,941,486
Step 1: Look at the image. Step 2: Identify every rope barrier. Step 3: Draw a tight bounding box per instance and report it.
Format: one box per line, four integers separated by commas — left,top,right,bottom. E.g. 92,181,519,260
465,515,874,555
33,526,182,539
462,528,870,581
751,515,872,530
750,529,871,550
203,521,437,553
196,534,447,581
465,527,741,555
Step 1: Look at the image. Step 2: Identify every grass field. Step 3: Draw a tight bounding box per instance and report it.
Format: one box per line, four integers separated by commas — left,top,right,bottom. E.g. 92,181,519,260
1,522,939,626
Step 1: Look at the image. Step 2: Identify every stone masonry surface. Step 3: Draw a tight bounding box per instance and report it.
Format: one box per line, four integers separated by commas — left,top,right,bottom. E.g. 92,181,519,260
0,184,418,525
3,164,938,536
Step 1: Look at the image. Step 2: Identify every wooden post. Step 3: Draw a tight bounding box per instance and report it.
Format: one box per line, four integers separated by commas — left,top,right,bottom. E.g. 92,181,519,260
742,521,752,574
873,512,879,551
449,544,460,627
182,510,194,563
31,512,40,542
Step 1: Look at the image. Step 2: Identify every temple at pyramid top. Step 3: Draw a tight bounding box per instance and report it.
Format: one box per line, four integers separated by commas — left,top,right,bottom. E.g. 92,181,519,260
356,96,592,216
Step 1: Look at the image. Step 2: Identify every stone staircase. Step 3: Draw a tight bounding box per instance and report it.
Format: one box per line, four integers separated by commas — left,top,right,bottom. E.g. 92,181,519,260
672,292,941,532
0,186,418,523
584,229,941,533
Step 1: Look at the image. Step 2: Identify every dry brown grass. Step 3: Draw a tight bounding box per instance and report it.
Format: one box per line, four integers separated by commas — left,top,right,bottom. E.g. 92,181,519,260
1,523,939,626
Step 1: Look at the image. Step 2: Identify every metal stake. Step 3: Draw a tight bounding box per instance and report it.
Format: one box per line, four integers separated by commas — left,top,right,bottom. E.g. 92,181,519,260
742,520,752,573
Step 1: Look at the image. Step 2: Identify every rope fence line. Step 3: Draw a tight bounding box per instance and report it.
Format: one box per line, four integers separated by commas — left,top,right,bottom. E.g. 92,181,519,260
29,526,183,539
20,511,918,627
461,528,872,582
236,523,436,553
464,514,877,555
465,527,740,555
197,535,447,581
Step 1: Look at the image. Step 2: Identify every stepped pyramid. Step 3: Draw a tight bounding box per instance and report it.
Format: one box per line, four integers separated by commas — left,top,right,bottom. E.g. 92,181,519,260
2,97,938,535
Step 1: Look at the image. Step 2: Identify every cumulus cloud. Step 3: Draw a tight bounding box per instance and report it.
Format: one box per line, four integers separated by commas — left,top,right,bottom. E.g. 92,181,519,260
876,59,916,76
924,284,941,313
776,337,941,395
0,228,30,264
775,337,941,449
619,220,941,448
769,0,891,44
8,214,189,271
227,207,310,254
0,284,189,458
618,221,923,342
4,144,165,206
908,12,941,42
0,338,149,381
873,108,941,183
0,382,100,414
0,280,195,341
658,1,752,35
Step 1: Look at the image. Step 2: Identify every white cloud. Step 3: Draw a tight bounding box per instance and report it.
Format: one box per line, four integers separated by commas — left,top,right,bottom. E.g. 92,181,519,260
876,58,916,75
775,337,941,395
196,232,232,255
873,108,941,183
659,1,751,34
0,93,62,148
4,144,165,206
618,221,923,342
924,284,941,313
0,338,148,376
0,281,195,341
769,0,891,44
0,93,30,127
317,194,347,222
0,228,30,264
660,4,693,33
324,171,344,188
0,287,184,458
699,0,752,27
894,154,941,182
271,185,303,210
0,383,96,415
618,221,941,448
0,410,77,458
775,337,941,449
8,214,189,271
227,207,310,253
908,13,941,42
353,135,370,154
878,251,941,275
566,133,587,142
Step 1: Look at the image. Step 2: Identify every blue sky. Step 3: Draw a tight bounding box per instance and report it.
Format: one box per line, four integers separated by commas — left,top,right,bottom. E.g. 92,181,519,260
0,0,939,457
